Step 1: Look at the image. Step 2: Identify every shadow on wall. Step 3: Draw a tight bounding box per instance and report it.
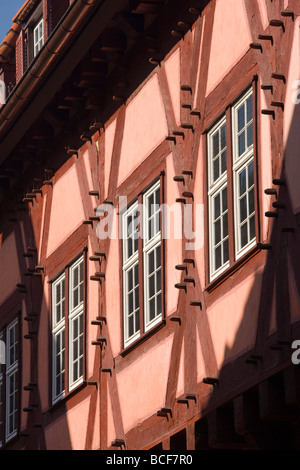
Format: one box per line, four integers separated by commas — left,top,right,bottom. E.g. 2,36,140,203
158,103,300,450
0,203,72,450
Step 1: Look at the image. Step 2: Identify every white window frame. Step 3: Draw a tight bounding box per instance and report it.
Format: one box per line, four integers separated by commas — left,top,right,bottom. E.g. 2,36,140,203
5,319,18,443
232,88,256,260
122,202,140,348
52,273,66,405
208,117,230,281
143,180,162,332
33,18,44,57
68,256,84,391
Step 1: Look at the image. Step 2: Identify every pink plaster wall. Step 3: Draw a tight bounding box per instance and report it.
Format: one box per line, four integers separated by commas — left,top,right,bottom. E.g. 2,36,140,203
0,232,20,304
257,0,269,30
46,164,85,257
104,118,117,200
207,269,263,367
164,48,181,127
206,0,252,96
115,334,174,434
117,74,168,186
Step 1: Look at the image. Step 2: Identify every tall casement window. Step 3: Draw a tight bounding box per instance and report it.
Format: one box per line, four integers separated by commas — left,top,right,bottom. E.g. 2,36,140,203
51,255,85,405
122,179,163,349
207,87,257,282
33,18,44,57
5,319,19,443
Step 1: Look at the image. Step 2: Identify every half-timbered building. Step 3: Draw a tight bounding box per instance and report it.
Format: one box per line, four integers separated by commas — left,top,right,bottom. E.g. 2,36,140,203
0,0,300,450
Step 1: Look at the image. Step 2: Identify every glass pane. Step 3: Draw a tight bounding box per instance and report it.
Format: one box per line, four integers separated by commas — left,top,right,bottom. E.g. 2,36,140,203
239,169,246,196
214,194,220,219
214,219,221,245
238,131,245,157
221,124,226,149
240,196,247,222
250,215,256,240
215,245,221,271
248,161,254,187
73,267,78,289
247,95,253,123
149,274,155,298
221,150,227,174
149,194,154,216
223,213,228,238
134,264,139,284
213,157,219,182
222,188,227,211
149,251,154,274
238,105,245,132
247,122,253,148
149,298,155,321
127,237,133,259
128,269,133,291
73,288,78,308
241,223,248,248
213,132,219,157
223,239,229,263
135,287,139,309
157,293,162,316
157,268,161,291
129,293,133,313
249,188,255,214
128,315,134,338
156,246,161,269
135,310,140,332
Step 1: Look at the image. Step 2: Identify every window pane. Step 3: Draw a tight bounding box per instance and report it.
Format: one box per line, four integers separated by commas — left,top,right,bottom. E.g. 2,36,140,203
222,188,227,212
240,196,247,222
149,274,155,298
149,251,155,274
221,150,227,174
239,169,246,196
248,160,254,187
238,105,245,132
213,133,219,157
214,194,220,219
241,223,248,248
213,158,219,182
214,219,221,245
223,213,228,238
247,95,253,123
247,122,253,148
221,124,226,149
215,245,221,271
250,215,256,240
249,188,255,214
223,239,229,263
238,131,245,157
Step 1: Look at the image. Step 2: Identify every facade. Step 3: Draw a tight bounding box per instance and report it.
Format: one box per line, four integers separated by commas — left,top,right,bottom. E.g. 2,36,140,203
0,0,300,451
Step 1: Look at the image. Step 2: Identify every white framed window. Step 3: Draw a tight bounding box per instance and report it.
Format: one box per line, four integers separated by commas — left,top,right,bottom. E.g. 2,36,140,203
33,18,44,57
232,89,256,259
51,254,85,403
143,181,162,331
122,202,140,348
69,257,84,390
5,319,18,443
207,87,257,282
52,273,66,404
122,179,163,348
208,117,229,280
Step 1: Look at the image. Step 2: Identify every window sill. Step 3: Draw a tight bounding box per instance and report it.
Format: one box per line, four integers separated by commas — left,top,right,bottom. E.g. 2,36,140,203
120,319,166,358
205,243,261,293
